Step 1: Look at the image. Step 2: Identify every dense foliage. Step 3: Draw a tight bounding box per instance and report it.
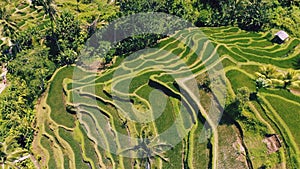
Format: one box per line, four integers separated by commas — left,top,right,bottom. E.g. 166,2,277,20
108,0,300,60
0,0,116,166
117,0,300,36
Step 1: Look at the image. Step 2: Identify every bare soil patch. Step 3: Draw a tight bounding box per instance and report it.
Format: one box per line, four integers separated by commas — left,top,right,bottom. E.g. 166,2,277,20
290,89,300,96
263,134,282,154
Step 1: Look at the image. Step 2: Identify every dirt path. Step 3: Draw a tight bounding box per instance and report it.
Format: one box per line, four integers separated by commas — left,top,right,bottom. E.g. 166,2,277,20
0,83,6,94
0,69,7,94
13,155,31,164
233,122,254,169
248,102,275,133
177,78,220,169
290,89,300,96
32,93,48,168
30,154,41,169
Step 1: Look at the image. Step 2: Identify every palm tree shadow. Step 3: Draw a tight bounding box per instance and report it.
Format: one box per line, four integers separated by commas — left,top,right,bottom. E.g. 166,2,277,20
292,58,300,69
119,129,172,169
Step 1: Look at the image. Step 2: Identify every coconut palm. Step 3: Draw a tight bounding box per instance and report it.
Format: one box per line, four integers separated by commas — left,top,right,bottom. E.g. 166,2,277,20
255,64,278,79
37,0,56,33
119,127,172,168
0,136,28,169
281,69,299,89
294,58,300,69
0,7,17,38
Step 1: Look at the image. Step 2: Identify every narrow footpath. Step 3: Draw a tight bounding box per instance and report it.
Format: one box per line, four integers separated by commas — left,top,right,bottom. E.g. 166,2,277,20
0,67,7,94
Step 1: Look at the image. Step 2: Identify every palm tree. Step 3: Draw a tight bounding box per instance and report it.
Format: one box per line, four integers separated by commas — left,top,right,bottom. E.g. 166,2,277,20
38,0,56,33
255,64,278,79
294,58,300,69
119,127,172,168
0,7,17,38
281,69,299,89
0,136,28,169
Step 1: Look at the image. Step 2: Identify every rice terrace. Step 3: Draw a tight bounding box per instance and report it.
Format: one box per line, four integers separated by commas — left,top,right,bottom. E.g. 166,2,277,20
33,27,300,169
1,0,300,169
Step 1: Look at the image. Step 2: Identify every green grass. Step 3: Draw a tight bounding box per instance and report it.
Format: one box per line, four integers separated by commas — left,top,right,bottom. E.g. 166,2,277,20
58,127,90,169
185,39,207,65
81,84,112,101
221,58,236,68
239,40,273,48
218,45,247,62
231,47,298,68
40,136,57,169
47,66,91,128
260,95,300,168
246,101,282,168
79,113,113,167
43,120,56,139
240,64,260,74
163,141,184,168
217,125,248,169
47,67,75,128
244,131,279,169
82,102,128,136
264,96,300,148
63,155,70,169
154,98,177,133
261,89,300,103
79,124,101,169
215,38,251,44
226,70,256,92
191,122,210,168
239,39,299,58
223,27,240,33
128,71,162,93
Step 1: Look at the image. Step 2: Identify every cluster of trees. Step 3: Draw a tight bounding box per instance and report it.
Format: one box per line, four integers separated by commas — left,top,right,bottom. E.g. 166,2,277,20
0,13,81,133
117,0,300,35
0,10,81,156
81,11,191,65
103,0,300,65
269,0,300,37
255,65,299,90
0,1,92,167
0,136,33,168
117,0,269,31
79,0,272,66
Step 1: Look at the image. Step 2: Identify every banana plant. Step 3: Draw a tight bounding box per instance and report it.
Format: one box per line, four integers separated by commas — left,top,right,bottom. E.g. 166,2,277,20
0,136,28,169
280,69,299,89
255,64,279,79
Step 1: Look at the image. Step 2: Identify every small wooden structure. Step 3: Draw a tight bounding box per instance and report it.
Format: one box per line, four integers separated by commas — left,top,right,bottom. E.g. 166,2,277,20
272,30,289,44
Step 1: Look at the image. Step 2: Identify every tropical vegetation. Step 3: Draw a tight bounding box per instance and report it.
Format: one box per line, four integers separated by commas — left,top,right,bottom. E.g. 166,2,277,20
0,0,299,168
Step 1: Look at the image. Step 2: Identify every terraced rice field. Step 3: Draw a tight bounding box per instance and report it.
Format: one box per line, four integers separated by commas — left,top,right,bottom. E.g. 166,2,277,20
34,27,300,169
0,0,116,49
0,1,49,47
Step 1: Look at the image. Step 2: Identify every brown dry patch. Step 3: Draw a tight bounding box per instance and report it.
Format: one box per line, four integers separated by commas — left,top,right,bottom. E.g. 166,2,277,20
232,137,246,162
263,134,282,154
32,93,48,167
290,89,300,96
218,125,248,169
79,59,114,73
32,135,44,168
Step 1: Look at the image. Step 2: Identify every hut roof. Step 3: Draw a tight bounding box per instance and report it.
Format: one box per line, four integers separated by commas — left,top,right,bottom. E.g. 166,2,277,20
275,30,289,41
